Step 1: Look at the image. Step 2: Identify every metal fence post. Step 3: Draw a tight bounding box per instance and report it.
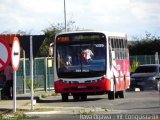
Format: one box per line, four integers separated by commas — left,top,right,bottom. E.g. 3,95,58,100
23,50,26,94
44,57,48,91
30,35,34,110
48,57,50,90
145,55,146,64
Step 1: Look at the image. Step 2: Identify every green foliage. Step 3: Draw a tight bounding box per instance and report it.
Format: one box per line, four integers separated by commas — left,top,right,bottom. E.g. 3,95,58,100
79,110,94,115
129,32,160,55
130,60,140,73
0,112,38,120
26,79,41,92
37,21,79,57
38,27,60,57
40,93,60,98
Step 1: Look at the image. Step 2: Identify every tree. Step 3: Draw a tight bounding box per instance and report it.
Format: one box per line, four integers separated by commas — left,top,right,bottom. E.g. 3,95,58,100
128,32,160,55
38,21,79,57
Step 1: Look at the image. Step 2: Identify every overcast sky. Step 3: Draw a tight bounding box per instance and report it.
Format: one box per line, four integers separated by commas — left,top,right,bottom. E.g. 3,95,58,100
0,0,160,39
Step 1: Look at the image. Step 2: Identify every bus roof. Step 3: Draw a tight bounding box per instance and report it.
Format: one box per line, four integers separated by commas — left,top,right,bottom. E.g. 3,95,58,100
56,31,127,38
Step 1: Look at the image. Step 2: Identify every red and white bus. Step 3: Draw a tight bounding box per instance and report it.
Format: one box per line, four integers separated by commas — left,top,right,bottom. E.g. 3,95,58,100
52,31,130,101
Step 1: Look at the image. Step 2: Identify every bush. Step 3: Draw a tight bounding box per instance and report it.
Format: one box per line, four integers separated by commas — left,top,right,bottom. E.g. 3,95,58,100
130,60,140,73
26,79,41,92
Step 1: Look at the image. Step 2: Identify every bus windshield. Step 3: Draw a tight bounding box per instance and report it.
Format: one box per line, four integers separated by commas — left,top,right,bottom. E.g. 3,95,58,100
56,33,106,78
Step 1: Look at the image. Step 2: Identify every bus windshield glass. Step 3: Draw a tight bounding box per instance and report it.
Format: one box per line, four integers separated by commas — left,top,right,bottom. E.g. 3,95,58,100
56,33,106,78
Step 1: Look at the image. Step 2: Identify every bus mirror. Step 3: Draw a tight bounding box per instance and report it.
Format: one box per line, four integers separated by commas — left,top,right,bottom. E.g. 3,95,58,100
50,42,54,47
49,42,54,57
49,46,53,57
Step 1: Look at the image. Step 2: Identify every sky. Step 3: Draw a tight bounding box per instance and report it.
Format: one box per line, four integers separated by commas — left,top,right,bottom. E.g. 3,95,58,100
0,0,160,40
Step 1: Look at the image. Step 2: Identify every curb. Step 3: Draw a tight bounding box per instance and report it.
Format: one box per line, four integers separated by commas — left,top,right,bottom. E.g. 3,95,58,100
24,106,114,118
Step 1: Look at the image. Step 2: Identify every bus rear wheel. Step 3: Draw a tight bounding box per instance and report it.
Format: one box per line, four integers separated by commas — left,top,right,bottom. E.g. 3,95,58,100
61,93,69,102
118,91,124,98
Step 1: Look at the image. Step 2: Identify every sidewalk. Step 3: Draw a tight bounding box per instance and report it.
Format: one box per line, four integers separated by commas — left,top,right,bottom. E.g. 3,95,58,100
0,91,41,110
0,91,108,117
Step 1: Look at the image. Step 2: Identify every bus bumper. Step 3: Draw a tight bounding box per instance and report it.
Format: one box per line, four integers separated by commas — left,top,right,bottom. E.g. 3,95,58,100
54,78,111,94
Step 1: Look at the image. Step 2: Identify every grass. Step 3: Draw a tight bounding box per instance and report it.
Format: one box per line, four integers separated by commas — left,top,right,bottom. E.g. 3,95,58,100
0,108,54,120
0,109,38,120
79,110,94,115
40,92,60,98
101,107,113,112
0,92,59,120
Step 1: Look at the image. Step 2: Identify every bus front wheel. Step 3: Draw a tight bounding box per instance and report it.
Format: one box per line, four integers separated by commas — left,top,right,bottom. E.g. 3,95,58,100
108,84,116,100
108,92,114,100
73,94,80,101
61,93,69,102
81,94,87,101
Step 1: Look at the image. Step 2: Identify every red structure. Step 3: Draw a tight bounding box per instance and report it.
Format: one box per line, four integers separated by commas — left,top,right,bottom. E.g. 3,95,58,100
0,34,20,45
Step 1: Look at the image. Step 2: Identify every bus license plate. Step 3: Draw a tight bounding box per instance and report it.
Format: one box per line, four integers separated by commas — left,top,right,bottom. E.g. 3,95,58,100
78,86,87,89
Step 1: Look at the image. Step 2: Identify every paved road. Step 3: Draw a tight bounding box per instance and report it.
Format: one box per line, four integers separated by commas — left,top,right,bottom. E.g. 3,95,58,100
38,90,160,113
32,90,160,120
1,90,159,120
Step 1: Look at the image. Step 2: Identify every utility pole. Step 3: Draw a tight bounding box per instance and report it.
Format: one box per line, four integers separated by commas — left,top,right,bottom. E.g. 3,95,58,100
64,0,67,32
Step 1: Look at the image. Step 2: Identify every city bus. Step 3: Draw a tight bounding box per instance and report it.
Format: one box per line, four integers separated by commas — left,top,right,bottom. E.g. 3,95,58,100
51,31,130,101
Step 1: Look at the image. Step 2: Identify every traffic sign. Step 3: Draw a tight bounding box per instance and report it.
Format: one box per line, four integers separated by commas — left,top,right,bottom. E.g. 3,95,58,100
12,37,20,112
12,37,20,71
0,38,11,71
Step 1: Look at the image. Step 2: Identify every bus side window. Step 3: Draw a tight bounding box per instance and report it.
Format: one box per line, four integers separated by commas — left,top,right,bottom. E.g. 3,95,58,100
111,38,114,49
122,40,125,59
124,40,127,59
115,38,118,48
120,39,123,59
124,40,127,48
118,39,121,59
114,38,117,59
117,38,120,60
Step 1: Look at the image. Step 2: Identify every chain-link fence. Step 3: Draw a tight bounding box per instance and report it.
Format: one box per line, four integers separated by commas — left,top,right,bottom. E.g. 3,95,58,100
130,55,158,65
16,55,159,93
16,57,54,93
